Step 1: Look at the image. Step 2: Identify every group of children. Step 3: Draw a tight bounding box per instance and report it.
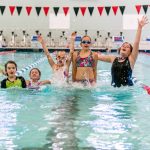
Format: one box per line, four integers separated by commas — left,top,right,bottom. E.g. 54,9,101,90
0,16,148,89
0,60,50,89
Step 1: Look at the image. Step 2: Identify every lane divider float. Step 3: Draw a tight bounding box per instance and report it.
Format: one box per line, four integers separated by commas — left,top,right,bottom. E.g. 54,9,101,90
16,57,47,76
132,77,150,95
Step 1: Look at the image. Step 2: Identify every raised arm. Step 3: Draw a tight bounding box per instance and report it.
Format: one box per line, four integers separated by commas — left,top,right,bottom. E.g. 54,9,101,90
70,32,76,54
65,32,77,75
66,32,76,64
129,16,148,66
38,36,55,68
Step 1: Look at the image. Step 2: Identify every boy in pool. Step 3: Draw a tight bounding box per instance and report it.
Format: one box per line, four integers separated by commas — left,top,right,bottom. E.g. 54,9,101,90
1,60,26,88
26,68,51,89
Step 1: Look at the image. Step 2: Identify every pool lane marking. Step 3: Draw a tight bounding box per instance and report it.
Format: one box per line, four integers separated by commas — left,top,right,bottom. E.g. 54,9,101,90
16,57,47,76
132,77,150,95
0,50,16,55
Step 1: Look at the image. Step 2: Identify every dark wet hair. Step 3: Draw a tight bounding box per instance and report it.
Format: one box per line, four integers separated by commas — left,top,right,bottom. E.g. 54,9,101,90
5,60,17,72
29,68,41,78
118,42,133,54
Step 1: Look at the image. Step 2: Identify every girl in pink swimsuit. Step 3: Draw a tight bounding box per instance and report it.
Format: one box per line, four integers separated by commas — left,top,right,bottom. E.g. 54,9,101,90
26,68,51,89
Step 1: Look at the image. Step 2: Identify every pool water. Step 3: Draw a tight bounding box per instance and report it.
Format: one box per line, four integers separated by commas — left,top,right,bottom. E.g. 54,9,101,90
0,52,150,150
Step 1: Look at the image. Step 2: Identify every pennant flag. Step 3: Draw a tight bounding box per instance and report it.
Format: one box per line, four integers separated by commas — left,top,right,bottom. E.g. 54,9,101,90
63,7,69,16
73,7,79,16
143,5,148,14
112,6,118,15
135,5,141,14
35,7,41,16
105,7,111,16
53,7,59,16
43,7,49,16
26,6,32,16
119,6,125,15
80,7,87,16
88,7,94,16
97,7,104,16
0,6,6,15
9,6,15,15
16,6,22,16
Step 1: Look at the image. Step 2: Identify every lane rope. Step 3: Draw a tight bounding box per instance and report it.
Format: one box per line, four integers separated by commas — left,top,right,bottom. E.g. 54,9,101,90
16,56,47,76
132,77,150,95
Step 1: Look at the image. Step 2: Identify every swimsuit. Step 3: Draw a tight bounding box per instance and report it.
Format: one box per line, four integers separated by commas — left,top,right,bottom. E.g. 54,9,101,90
111,57,133,87
27,81,41,89
1,76,26,88
76,51,95,85
76,51,95,67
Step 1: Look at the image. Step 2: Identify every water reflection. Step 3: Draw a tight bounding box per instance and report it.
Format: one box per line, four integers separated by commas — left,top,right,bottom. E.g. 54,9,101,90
1,86,148,150
83,88,138,149
21,89,96,150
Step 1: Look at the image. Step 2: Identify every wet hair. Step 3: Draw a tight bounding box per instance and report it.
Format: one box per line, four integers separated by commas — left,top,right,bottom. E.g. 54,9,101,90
118,42,133,54
29,68,41,79
5,60,17,72
81,35,92,42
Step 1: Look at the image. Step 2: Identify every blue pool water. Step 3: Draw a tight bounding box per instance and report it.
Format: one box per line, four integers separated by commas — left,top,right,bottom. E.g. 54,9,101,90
0,52,150,149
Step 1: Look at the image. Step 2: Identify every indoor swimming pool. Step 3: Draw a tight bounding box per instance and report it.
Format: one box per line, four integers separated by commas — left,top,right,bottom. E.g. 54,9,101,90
0,51,150,150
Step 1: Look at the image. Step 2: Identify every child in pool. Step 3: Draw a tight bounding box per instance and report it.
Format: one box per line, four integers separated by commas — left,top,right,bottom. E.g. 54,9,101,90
98,16,148,87
26,68,51,89
38,36,72,83
1,60,26,88
38,36,68,71
69,32,98,86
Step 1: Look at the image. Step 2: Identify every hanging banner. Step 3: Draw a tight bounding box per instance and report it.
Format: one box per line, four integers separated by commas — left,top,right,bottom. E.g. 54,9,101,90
0,6,6,15
80,7,86,16
35,7,41,16
53,7,59,16
43,7,49,16
16,6,22,16
105,7,111,16
135,5,141,14
0,6,5,15
9,6,15,15
26,6,32,16
97,7,104,16
73,7,79,16
112,6,118,15
143,5,148,14
63,7,69,16
119,6,125,15
88,7,94,16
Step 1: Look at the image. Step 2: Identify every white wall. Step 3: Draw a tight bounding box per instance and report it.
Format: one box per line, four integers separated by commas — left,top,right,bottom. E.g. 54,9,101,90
0,0,149,42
